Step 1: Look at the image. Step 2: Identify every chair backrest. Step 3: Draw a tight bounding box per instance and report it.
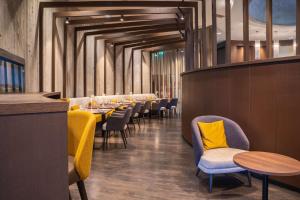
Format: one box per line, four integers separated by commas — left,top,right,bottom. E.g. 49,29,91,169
139,101,151,114
131,102,142,116
68,110,96,180
191,115,250,166
124,107,133,124
159,98,168,108
167,98,178,109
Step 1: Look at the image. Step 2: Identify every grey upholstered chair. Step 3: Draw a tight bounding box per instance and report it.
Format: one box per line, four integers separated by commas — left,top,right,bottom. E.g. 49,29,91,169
191,115,251,192
166,98,178,117
130,102,142,129
102,108,132,150
151,98,168,118
139,101,151,123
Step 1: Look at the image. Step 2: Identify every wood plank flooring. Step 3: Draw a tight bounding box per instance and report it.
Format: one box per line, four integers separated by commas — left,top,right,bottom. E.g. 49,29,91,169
70,117,300,200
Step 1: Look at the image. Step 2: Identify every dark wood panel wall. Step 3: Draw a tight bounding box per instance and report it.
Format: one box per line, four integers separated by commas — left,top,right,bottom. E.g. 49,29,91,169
181,56,300,188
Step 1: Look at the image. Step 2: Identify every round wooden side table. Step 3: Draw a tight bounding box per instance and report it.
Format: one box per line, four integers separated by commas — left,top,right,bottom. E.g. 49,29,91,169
233,151,300,200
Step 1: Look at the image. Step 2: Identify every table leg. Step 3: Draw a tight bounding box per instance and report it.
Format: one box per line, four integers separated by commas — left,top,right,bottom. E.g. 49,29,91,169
262,175,269,200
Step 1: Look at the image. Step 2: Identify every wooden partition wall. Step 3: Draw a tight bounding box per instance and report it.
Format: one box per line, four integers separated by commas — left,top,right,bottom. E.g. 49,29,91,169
181,56,300,188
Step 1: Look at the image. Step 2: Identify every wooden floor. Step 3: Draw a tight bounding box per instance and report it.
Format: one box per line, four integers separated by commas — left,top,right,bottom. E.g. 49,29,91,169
70,117,300,200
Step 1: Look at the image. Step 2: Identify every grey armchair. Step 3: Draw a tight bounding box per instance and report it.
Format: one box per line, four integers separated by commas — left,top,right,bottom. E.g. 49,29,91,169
191,115,251,192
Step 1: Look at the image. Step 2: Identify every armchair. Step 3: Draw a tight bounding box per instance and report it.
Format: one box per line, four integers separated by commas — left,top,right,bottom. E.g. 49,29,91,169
191,115,251,192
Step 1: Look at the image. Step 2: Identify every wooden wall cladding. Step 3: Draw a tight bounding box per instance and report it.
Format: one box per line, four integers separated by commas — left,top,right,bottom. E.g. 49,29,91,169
182,56,300,188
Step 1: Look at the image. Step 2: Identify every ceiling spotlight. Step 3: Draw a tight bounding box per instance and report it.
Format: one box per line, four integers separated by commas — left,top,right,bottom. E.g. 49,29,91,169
180,15,185,21
105,15,111,18
65,17,70,24
142,40,146,43
110,43,114,47
120,15,124,22
217,32,222,35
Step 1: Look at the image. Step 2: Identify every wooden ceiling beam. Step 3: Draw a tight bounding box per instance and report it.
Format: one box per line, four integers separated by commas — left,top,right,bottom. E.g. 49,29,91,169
84,23,183,37
113,34,182,46
68,14,177,25
40,1,198,9
132,40,184,51
144,43,185,52
76,19,181,31
54,8,187,18
123,37,183,49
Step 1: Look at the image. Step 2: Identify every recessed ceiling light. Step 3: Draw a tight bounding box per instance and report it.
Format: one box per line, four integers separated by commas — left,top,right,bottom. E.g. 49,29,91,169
105,15,111,18
180,15,185,21
120,15,124,22
217,32,222,35
65,17,70,24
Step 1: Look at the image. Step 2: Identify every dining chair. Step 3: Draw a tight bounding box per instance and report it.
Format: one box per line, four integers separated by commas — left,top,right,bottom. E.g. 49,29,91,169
191,115,251,192
102,108,132,150
138,101,151,124
129,102,142,129
166,98,178,117
151,98,168,118
68,110,96,200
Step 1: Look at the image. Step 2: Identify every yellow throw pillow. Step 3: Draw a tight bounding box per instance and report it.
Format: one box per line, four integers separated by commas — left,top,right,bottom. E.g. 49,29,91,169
197,120,228,150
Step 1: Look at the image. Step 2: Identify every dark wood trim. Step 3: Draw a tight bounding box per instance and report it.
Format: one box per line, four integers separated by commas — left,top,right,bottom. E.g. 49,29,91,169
243,0,250,61
266,0,273,58
39,6,44,92
150,52,152,93
225,0,231,64
40,1,198,8
51,14,56,92
113,45,116,94
54,8,183,18
73,31,77,97
0,48,25,65
131,49,134,93
62,23,67,98
143,42,185,52
4,61,8,92
114,34,181,46
94,37,97,96
123,38,182,49
104,41,107,94
181,56,300,76
194,4,199,68
83,35,87,96
122,47,125,94
297,0,300,55
201,0,207,67
69,14,177,25
85,24,183,37
211,0,217,66
132,40,184,51
76,19,181,32
141,51,143,93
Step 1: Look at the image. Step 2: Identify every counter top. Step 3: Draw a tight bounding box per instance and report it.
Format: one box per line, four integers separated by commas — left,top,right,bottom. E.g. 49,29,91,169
0,93,68,115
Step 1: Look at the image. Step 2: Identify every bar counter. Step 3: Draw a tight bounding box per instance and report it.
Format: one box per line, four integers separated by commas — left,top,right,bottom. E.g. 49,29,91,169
0,93,69,200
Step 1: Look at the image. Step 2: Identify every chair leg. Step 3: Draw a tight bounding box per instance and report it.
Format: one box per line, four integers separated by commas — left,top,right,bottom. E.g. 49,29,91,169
127,125,132,136
102,131,106,151
69,190,72,200
195,168,200,176
247,171,252,187
137,118,141,128
77,180,88,200
209,174,213,193
120,131,127,148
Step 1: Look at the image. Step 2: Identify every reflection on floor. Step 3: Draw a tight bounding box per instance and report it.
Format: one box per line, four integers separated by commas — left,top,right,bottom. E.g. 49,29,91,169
70,117,300,200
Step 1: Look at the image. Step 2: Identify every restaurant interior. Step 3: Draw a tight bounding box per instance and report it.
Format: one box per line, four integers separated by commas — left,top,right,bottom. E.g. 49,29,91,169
1,0,300,200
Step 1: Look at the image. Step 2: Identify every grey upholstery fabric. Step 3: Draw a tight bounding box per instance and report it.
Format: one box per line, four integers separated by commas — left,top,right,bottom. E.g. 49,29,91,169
104,108,132,131
191,115,250,166
166,98,178,109
131,103,142,118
